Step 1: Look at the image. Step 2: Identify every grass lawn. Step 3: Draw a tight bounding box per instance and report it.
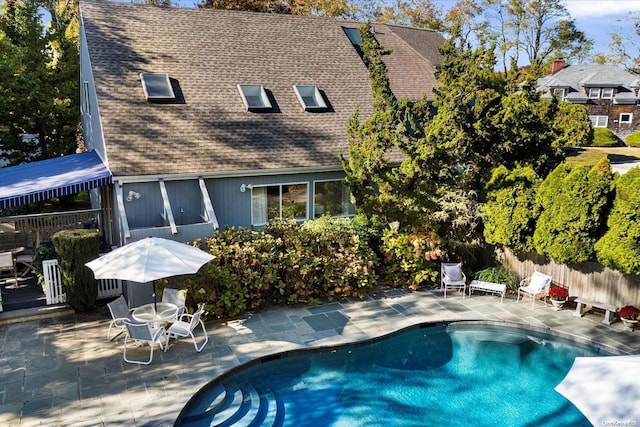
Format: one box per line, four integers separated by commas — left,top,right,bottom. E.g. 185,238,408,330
565,147,640,167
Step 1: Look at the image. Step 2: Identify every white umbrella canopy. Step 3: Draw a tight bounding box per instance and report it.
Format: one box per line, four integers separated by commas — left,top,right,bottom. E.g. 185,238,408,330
555,355,640,426
85,237,214,283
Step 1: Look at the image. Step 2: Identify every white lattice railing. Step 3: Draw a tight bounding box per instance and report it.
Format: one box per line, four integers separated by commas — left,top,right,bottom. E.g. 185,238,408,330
42,259,122,305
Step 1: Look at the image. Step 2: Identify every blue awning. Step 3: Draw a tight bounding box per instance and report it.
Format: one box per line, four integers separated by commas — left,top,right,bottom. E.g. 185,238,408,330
0,151,112,209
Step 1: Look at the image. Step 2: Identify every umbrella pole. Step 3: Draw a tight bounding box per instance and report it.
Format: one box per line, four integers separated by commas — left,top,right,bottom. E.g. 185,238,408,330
153,282,157,312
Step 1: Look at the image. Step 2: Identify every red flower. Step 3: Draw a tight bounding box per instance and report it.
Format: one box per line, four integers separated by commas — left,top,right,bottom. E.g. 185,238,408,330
548,287,568,300
618,305,640,320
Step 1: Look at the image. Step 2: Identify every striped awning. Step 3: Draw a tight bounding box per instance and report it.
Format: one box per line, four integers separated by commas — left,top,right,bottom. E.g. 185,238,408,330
0,151,112,209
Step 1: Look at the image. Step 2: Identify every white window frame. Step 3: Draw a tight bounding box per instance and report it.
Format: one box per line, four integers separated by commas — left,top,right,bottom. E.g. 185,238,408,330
293,85,327,111
552,88,565,100
588,87,600,99
313,179,356,219
619,113,633,124
590,115,608,128
601,87,614,99
238,84,272,111
82,81,91,116
140,73,175,101
250,182,309,226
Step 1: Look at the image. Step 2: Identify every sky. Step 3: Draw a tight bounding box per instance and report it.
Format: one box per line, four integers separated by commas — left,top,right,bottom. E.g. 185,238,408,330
563,0,640,54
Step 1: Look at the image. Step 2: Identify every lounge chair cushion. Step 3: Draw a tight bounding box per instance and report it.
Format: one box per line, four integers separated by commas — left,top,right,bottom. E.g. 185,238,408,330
529,272,550,292
443,263,463,281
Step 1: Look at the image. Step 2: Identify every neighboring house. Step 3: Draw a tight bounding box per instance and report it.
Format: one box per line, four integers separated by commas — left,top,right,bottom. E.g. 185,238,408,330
77,0,444,246
537,59,640,140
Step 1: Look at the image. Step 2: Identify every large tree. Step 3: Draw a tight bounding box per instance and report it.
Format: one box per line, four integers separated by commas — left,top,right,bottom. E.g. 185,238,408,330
593,12,640,72
449,0,592,76
0,0,80,165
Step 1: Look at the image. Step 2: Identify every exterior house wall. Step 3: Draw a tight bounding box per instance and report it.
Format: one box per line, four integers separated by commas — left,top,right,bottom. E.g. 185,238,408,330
78,20,106,162
586,99,640,140
610,104,640,139
109,169,350,245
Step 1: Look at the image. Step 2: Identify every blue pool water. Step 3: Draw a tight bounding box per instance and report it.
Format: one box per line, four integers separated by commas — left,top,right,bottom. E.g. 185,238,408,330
176,322,607,426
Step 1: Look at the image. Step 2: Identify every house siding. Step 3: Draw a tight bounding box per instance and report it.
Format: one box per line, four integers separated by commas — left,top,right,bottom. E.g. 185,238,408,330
111,170,351,246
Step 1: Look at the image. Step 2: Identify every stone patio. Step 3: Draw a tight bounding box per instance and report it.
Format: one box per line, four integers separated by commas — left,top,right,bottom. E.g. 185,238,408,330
0,286,638,426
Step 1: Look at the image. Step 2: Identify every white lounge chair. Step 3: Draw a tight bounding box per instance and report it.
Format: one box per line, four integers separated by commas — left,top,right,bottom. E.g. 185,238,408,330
161,288,187,319
517,271,552,309
122,321,167,365
441,262,466,298
106,295,135,341
165,304,208,352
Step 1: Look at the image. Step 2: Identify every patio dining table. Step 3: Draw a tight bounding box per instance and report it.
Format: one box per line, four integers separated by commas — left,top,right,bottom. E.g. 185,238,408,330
132,302,178,327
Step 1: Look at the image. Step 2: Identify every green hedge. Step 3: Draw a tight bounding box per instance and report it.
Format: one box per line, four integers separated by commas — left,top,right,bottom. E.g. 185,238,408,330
624,131,640,147
595,167,640,275
482,166,541,253
180,216,378,319
533,158,615,264
588,127,619,147
52,229,99,313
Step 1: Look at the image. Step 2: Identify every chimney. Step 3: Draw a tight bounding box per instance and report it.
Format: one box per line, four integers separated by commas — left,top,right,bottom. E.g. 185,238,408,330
552,58,566,74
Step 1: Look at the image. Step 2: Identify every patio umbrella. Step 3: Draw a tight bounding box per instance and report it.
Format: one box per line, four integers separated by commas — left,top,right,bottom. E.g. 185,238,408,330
555,355,640,426
85,237,214,309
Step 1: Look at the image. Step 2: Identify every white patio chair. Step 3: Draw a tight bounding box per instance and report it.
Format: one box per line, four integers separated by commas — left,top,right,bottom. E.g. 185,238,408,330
122,320,167,365
106,295,135,341
517,271,552,309
161,287,187,319
441,262,466,298
165,304,208,352
0,251,18,284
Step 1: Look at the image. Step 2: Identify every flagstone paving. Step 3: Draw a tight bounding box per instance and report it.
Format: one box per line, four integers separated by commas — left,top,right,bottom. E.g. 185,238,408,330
0,286,638,426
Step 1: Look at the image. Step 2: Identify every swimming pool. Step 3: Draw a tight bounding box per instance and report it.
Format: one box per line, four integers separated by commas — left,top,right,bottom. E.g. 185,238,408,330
175,322,608,426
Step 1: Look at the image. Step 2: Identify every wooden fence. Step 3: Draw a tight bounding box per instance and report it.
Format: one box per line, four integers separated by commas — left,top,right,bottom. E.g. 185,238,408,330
42,259,122,305
497,248,640,307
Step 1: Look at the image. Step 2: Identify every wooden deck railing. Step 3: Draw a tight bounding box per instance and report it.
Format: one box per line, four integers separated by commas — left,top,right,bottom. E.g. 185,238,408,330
0,209,103,250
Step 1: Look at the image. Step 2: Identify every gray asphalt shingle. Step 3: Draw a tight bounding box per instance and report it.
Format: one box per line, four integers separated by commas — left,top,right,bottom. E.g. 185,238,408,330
80,1,444,177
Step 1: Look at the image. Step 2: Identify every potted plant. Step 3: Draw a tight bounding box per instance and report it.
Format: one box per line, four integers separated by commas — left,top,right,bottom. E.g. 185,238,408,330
548,287,569,310
618,305,640,330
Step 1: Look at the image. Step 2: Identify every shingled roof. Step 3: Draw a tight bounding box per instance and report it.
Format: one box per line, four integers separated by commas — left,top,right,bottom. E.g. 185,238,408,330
80,1,443,177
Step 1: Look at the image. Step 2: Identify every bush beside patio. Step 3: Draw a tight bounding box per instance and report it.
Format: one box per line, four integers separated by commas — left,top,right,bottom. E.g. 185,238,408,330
176,216,379,319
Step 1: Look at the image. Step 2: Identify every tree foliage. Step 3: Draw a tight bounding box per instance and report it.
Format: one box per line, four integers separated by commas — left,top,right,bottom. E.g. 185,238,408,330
533,158,615,264
198,0,351,16
0,0,80,165
595,167,640,275
457,0,592,76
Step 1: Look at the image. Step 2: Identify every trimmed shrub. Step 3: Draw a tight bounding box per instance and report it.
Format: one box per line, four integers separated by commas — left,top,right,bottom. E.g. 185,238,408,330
482,166,541,253
588,127,619,147
595,167,640,275
380,224,441,290
52,229,99,313
265,217,378,303
182,216,378,319
533,158,615,264
624,131,640,147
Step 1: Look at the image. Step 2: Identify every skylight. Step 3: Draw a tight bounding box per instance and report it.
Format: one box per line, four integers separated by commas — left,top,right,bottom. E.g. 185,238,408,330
238,84,272,111
293,85,327,111
140,73,175,101
343,27,362,46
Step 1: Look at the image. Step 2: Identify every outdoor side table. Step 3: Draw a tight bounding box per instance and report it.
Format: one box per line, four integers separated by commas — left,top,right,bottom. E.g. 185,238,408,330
468,280,507,303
